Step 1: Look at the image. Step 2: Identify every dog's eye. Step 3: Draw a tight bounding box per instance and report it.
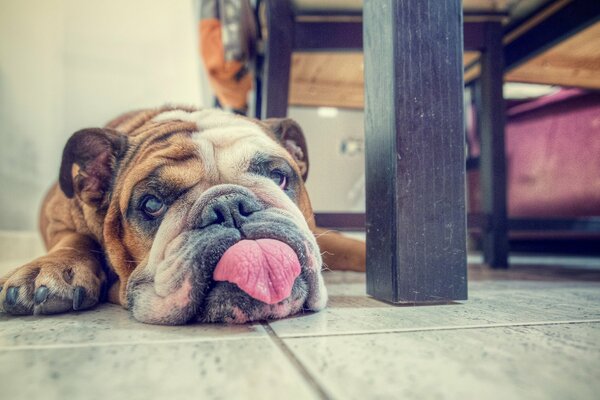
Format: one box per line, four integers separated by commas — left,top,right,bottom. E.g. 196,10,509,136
141,195,166,218
269,170,288,190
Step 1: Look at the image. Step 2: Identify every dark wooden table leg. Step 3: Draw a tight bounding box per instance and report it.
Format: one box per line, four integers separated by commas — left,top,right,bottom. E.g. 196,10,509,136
363,0,467,302
478,21,509,269
260,0,294,119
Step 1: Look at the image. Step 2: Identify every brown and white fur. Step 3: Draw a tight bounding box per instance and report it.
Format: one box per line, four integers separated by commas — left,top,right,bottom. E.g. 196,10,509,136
0,106,365,324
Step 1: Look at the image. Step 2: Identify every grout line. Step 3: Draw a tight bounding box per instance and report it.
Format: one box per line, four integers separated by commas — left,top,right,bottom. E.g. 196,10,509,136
278,319,600,340
262,322,333,400
3,319,598,352
0,334,267,352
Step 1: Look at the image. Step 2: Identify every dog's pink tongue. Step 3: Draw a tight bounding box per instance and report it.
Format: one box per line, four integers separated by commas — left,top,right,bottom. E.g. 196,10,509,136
213,239,301,305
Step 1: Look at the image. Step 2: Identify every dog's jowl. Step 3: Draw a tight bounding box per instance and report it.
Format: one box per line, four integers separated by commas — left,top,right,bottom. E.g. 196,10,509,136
0,106,365,325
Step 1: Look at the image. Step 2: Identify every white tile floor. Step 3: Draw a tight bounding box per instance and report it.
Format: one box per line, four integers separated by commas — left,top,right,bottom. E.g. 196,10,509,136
1,237,600,400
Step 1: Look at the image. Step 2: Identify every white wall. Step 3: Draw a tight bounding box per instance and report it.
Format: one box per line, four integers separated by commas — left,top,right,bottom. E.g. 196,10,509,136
288,107,365,213
0,0,364,230
0,0,205,230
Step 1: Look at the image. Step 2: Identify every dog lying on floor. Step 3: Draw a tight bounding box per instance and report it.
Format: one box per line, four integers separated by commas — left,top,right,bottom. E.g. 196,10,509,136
0,106,365,324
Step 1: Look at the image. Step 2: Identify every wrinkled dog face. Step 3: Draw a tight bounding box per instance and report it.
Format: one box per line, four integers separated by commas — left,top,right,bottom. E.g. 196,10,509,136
104,109,327,325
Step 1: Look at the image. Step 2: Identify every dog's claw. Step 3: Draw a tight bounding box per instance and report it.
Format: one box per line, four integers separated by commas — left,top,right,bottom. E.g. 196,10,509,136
6,287,19,306
34,286,49,305
73,286,86,310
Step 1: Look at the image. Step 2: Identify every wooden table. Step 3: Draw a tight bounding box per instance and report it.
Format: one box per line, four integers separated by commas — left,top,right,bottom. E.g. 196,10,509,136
254,0,600,304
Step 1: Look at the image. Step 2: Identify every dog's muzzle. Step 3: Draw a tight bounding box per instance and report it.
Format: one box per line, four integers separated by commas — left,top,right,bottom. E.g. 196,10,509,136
196,189,302,305
127,185,326,325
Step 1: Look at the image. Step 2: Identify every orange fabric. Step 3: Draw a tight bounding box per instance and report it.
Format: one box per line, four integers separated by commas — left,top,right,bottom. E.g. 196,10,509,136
199,19,252,110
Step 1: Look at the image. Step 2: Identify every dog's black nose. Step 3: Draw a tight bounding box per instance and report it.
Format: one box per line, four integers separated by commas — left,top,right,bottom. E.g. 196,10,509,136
197,193,262,229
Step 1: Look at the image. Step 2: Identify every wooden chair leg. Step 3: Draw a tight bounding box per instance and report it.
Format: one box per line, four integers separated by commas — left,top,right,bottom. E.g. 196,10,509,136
478,21,509,269
260,0,294,119
363,0,467,302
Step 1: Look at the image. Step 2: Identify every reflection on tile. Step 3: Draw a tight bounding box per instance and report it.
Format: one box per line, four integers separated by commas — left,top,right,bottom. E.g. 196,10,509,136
269,279,600,337
0,304,266,348
1,338,319,400
285,323,600,400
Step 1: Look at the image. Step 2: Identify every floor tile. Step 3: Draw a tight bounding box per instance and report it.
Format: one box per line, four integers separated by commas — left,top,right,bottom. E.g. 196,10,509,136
284,322,600,400
269,275,600,337
469,252,600,270
0,337,320,400
0,304,266,349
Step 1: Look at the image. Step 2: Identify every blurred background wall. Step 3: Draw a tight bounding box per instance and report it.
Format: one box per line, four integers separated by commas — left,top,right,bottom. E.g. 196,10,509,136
0,0,366,232
288,107,365,213
0,0,206,230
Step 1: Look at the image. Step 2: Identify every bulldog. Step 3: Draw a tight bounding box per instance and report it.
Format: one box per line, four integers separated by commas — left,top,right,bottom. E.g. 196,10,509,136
0,106,365,324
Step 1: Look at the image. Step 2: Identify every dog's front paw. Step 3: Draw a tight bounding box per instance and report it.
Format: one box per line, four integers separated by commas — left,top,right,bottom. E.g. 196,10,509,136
0,251,106,315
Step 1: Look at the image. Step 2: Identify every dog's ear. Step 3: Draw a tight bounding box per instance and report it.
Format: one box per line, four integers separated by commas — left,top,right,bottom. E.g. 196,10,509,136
59,128,128,207
264,118,309,181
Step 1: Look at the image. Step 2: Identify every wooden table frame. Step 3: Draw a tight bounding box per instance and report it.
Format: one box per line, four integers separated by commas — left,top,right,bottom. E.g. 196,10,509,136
253,0,499,302
254,0,511,302
251,0,600,303
253,0,600,284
